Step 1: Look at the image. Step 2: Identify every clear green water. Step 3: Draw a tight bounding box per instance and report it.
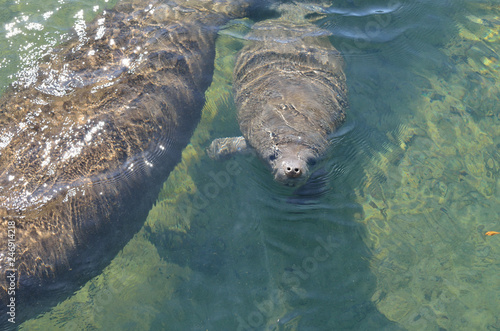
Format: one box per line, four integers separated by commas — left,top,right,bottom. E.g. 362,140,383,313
0,0,498,329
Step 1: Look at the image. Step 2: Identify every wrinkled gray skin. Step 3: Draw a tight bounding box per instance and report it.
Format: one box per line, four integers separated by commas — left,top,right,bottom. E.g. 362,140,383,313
208,5,348,186
0,0,265,324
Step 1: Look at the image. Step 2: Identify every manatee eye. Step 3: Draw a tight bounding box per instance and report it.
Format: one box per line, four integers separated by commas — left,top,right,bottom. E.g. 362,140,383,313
269,148,279,161
307,158,316,166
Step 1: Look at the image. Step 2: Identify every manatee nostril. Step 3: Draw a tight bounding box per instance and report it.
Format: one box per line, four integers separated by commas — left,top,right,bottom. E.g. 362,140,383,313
284,165,302,178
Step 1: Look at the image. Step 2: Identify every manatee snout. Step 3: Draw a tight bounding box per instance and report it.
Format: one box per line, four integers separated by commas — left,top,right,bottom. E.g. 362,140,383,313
284,158,303,178
271,145,316,186
275,157,308,185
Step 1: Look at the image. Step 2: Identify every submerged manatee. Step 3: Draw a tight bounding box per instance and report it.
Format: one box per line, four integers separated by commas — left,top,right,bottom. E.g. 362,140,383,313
208,4,348,186
0,0,264,323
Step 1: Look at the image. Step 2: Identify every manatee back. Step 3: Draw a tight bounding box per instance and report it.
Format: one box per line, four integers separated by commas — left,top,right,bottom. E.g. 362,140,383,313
0,0,259,322
234,13,348,157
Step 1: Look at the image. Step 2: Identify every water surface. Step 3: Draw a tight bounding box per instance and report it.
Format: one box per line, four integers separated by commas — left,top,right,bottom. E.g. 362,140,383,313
0,0,498,329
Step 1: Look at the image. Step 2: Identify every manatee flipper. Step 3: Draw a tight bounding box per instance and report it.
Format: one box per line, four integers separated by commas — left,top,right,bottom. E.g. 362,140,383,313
207,136,251,159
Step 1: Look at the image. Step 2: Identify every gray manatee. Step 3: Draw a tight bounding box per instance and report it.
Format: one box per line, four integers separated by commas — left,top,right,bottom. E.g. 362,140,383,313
0,0,265,323
208,4,348,186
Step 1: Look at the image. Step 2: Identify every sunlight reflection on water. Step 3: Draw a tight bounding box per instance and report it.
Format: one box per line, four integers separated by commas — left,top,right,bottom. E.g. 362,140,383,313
0,0,497,330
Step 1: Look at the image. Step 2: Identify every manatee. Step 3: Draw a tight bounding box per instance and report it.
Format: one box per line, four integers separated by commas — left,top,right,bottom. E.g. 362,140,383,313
208,4,348,186
0,0,265,323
